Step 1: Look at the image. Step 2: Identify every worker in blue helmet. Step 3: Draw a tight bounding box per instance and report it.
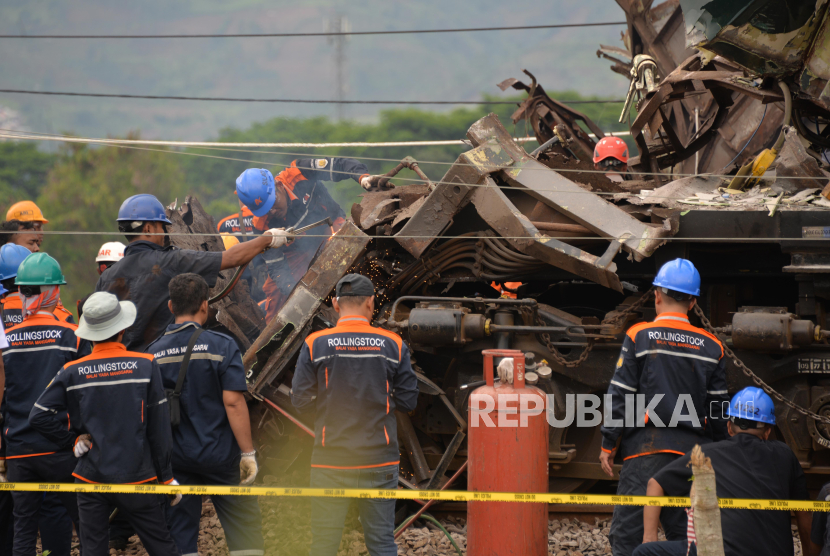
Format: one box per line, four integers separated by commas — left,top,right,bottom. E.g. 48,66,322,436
96,194,292,353
600,258,729,556
227,159,384,321
635,387,816,556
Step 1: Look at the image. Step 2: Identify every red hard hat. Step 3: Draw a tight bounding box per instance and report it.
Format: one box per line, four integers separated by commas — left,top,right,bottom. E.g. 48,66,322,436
593,136,629,164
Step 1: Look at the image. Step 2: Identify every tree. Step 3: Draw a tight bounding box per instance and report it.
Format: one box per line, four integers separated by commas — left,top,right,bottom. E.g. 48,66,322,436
37,137,187,313
0,141,56,208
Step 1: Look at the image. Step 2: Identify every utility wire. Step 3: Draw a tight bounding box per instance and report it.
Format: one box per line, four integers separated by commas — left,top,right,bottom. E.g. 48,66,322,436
4,130,828,197
0,89,624,105
0,22,627,39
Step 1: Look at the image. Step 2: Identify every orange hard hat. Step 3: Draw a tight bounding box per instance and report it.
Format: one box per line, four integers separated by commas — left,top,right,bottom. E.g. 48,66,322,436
6,201,48,223
221,233,240,250
593,136,629,164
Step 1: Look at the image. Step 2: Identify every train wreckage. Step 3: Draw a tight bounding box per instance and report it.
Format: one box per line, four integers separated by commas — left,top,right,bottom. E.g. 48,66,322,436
169,0,830,494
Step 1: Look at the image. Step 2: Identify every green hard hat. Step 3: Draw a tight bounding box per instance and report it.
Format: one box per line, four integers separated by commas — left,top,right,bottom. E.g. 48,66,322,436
15,252,67,286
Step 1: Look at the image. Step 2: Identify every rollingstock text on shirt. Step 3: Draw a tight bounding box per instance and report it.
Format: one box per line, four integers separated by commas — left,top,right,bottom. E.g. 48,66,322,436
6,329,64,343
469,393,734,428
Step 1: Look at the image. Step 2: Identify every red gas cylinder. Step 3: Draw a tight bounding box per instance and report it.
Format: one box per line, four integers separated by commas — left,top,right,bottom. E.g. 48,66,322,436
468,349,549,556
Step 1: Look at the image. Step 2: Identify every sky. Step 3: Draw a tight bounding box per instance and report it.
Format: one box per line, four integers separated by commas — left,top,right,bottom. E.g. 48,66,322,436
0,0,633,141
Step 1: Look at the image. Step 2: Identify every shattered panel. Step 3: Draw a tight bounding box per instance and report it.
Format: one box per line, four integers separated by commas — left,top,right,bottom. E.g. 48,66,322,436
465,114,672,262
246,221,370,390
470,184,623,291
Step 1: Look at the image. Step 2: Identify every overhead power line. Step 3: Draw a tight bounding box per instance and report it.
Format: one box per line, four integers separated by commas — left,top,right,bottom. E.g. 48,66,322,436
0,22,627,39
0,89,625,105
0,130,629,149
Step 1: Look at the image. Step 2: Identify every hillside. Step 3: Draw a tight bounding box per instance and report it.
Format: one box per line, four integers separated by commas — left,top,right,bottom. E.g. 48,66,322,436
0,0,631,140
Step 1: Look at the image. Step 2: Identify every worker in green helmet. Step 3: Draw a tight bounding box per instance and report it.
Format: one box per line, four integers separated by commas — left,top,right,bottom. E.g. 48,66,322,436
2,252,90,556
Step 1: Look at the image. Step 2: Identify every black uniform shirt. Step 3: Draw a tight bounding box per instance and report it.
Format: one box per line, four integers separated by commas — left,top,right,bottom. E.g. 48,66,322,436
95,241,222,352
653,433,808,556
148,322,248,472
811,483,830,555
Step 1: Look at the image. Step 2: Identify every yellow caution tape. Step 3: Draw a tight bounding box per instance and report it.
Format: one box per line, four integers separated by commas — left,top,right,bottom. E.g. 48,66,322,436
0,482,828,511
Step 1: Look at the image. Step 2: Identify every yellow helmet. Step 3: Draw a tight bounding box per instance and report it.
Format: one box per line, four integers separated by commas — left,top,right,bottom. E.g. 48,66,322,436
7,201,48,223
220,233,240,250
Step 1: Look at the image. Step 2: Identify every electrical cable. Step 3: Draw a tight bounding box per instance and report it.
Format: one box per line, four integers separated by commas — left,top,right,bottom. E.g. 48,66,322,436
0,133,824,202
3,132,827,204
0,88,625,105
0,21,627,39
0,127,629,148
723,104,768,169
4,129,827,190
393,514,463,556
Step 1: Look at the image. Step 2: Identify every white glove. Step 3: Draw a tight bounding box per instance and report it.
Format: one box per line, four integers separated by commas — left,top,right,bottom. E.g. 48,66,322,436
360,174,392,191
0,459,6,483
497,358,514,384
240,451,258,486
73,434,92,458
168,479,182,506
264,228,293,249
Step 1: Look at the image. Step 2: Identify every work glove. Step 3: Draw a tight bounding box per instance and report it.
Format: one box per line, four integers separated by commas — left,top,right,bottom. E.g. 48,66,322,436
264,228,294,249
240,451,258,486
497,358,514,384
0,460,6,483
168,479,182,507
360,174,392,191
73,434,92,458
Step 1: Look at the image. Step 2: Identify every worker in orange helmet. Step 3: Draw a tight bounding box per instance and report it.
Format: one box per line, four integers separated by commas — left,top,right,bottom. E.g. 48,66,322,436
593,136,630,183
6,201,47,247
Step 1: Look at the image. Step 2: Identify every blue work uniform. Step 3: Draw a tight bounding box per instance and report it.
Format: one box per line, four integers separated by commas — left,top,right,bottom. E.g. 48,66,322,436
29,342,179,556
2,311,89,556
95,241,222,352
601,311,729,556
292,315,418,556
148,322,264,556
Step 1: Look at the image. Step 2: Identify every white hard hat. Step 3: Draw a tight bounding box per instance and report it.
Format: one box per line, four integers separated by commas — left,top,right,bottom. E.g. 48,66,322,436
96,241,126,263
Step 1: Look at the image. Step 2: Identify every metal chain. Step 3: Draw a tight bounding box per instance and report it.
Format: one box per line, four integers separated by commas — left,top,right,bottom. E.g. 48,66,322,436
602,286,655,329
522,306,593,368
693,303,830,426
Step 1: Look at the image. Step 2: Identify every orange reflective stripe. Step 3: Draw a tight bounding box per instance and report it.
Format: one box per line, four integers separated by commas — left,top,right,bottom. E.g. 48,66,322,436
626,318,724,357
386,380,389,414
322,426,325,447
384,425,390,445
5,451,57,460
141,400,144,423
600,447,614,454
623,450,685,461
311,460,399,470
325,367,329,388
72,473,159,485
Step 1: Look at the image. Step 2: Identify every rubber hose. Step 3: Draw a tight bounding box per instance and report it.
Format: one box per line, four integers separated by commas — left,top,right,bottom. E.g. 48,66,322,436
773,81,792,152
394,513,463,556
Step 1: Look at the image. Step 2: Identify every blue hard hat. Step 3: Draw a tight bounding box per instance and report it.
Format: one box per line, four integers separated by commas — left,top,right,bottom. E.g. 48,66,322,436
653,258,701,296
0,244,33,281
236,168,276,217
726,387,776,425
116,194,172,224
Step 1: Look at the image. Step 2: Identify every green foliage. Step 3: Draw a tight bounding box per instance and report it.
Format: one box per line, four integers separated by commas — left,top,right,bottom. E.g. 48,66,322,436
0,142,56,208
37,139,187,313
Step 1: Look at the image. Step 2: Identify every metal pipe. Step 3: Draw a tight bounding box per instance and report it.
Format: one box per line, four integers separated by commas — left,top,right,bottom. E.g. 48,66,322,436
388,296,536,327
773,81,792,152
530,221,592,234
694,107,700,175
394,461,469,539
396,411,431,485
261,397,315,438
482,237,538,262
